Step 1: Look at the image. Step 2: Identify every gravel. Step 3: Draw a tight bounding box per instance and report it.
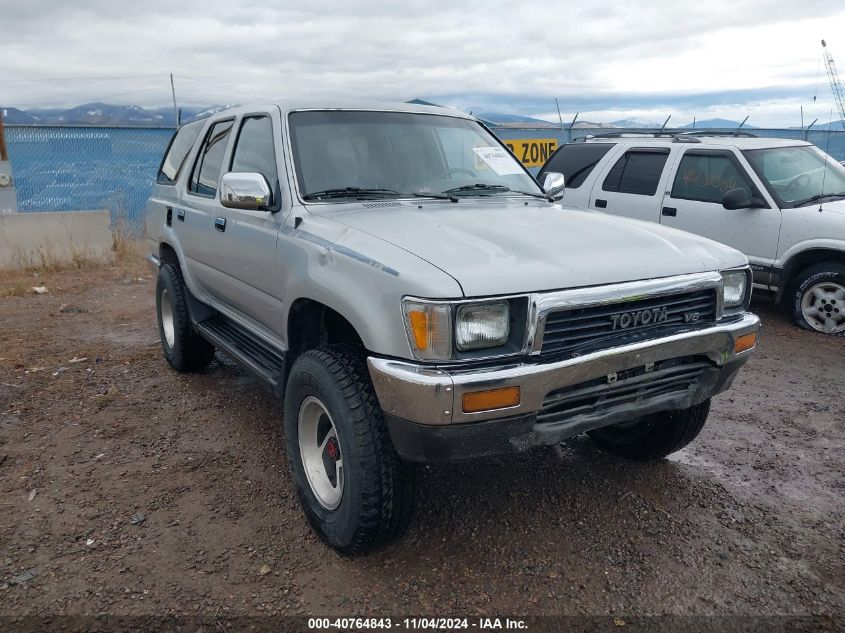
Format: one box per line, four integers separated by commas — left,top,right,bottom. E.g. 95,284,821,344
0,265,842,618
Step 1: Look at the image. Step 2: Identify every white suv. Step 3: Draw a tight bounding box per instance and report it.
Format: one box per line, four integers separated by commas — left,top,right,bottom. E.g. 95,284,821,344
538,132,845,335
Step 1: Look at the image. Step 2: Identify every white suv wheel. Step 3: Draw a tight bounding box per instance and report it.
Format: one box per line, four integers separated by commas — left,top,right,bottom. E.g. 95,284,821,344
800,281,845,334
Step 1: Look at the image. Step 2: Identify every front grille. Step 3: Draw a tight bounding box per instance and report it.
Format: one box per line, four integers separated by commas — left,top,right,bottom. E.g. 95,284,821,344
537,357,708,425
540,288,717,357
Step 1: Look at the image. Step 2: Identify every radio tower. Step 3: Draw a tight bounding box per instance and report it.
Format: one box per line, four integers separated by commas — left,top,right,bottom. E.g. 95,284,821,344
822,40,845,130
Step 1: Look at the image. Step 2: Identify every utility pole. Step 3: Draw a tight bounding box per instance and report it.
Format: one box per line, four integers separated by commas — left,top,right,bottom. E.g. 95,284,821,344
738,116,749,129
554,98,564,129
170,73,179,126
659,115,671,131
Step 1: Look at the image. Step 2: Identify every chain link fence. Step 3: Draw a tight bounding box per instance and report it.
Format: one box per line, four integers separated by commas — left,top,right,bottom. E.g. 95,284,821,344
5,124,845,223
5,126,174,226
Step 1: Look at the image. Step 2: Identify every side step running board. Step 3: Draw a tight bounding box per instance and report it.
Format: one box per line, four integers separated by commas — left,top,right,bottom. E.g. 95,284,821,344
195,315,286,393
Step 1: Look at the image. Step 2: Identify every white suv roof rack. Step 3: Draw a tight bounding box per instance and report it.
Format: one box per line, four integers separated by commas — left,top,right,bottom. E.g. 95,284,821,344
575,130,758,144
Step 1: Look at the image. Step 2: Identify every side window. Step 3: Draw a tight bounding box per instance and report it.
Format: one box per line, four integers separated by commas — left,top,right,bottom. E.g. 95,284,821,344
602,149,670,196
671,152,754,203
157,120,203,185
538,143,614,189
189,119,234,197
230,116,279,193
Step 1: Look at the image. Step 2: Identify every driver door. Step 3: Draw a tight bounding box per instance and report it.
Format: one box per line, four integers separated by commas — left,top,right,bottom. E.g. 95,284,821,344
211,112,288,337
659,149,781,279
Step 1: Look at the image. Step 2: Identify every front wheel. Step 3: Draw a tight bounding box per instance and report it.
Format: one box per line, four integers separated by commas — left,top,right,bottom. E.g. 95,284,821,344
790,263,845,335
587,399,711,461
283,345,415,555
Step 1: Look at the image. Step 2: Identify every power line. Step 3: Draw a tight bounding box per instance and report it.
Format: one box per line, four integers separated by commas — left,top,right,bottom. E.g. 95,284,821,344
175,75,271,100
0,74,164,84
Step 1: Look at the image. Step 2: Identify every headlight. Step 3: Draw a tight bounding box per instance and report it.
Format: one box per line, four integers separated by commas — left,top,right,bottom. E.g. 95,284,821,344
721,270,749,308
403,300,452,361
402,298,515,360
455,301,510,350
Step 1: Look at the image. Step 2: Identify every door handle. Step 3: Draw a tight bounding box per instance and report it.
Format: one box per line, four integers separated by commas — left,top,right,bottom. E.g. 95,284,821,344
662,206,677,217
215,217,226,232
595,199,607,208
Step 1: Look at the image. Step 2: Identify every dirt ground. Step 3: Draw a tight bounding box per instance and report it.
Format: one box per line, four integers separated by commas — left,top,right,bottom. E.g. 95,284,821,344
0,261,843,622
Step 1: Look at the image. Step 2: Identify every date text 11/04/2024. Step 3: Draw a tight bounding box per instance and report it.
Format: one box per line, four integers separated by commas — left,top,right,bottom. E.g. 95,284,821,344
307,617,528,630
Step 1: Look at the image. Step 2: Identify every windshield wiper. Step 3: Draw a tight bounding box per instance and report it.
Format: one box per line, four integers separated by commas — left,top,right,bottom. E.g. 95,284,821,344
405,191,459,202
442,183,551,200
792,192,845,207
302,187,402,200
302,187,458,202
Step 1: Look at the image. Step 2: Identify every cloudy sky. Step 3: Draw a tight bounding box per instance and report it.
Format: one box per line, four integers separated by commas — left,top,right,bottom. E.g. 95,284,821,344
3,0,845,126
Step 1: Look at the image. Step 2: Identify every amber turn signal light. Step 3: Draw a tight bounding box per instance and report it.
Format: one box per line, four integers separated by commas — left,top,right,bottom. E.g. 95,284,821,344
408,310,430,350
734,332,757,353
462,386,521,413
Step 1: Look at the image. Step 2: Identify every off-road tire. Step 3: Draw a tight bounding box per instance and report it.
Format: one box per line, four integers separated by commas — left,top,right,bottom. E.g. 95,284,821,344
587,399,711,461
283,344,415,555
789,263,845,336
155,263,216,371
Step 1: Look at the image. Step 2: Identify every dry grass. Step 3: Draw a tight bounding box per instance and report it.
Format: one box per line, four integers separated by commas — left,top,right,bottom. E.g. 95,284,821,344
0,228,147,297
112,218,145,268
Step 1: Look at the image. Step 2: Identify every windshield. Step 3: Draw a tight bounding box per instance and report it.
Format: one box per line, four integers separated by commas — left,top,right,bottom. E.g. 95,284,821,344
743,145,845,208
288,111,542,201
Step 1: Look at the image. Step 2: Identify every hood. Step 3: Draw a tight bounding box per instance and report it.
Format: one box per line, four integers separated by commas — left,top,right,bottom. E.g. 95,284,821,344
318,199,748,297
817,198,845,215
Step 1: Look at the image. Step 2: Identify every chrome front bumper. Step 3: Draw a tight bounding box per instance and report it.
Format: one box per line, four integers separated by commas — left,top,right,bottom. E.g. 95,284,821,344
368,312,760,427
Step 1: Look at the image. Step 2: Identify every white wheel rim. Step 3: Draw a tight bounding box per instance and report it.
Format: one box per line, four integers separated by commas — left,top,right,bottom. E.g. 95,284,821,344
160,288,176,347
801,281,845,334
298,396,344,510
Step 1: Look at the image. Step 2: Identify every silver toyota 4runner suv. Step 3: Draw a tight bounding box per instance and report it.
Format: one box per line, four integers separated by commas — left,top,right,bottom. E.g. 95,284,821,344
146,101,760,554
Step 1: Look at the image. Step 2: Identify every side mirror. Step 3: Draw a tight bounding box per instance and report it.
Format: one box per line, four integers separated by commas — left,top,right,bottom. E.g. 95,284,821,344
722,188,754,210
542,172,566,198
219,172,272,210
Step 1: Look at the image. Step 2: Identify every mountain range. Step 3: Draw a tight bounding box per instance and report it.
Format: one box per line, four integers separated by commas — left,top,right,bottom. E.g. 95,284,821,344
0,103,234,126
1,103,842,131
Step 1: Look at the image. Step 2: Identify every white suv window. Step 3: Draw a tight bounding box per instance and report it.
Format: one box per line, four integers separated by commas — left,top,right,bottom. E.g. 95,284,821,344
601,148,669,196
671,151,754,203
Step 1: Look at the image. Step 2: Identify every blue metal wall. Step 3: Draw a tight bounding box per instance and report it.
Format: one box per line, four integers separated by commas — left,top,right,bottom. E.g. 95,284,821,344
5,124,845,223
6,126,174,224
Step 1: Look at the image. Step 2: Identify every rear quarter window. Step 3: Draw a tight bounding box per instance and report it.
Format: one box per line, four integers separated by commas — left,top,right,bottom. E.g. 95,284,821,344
538,143,615,189
602,148,670,196
157,120,204,185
